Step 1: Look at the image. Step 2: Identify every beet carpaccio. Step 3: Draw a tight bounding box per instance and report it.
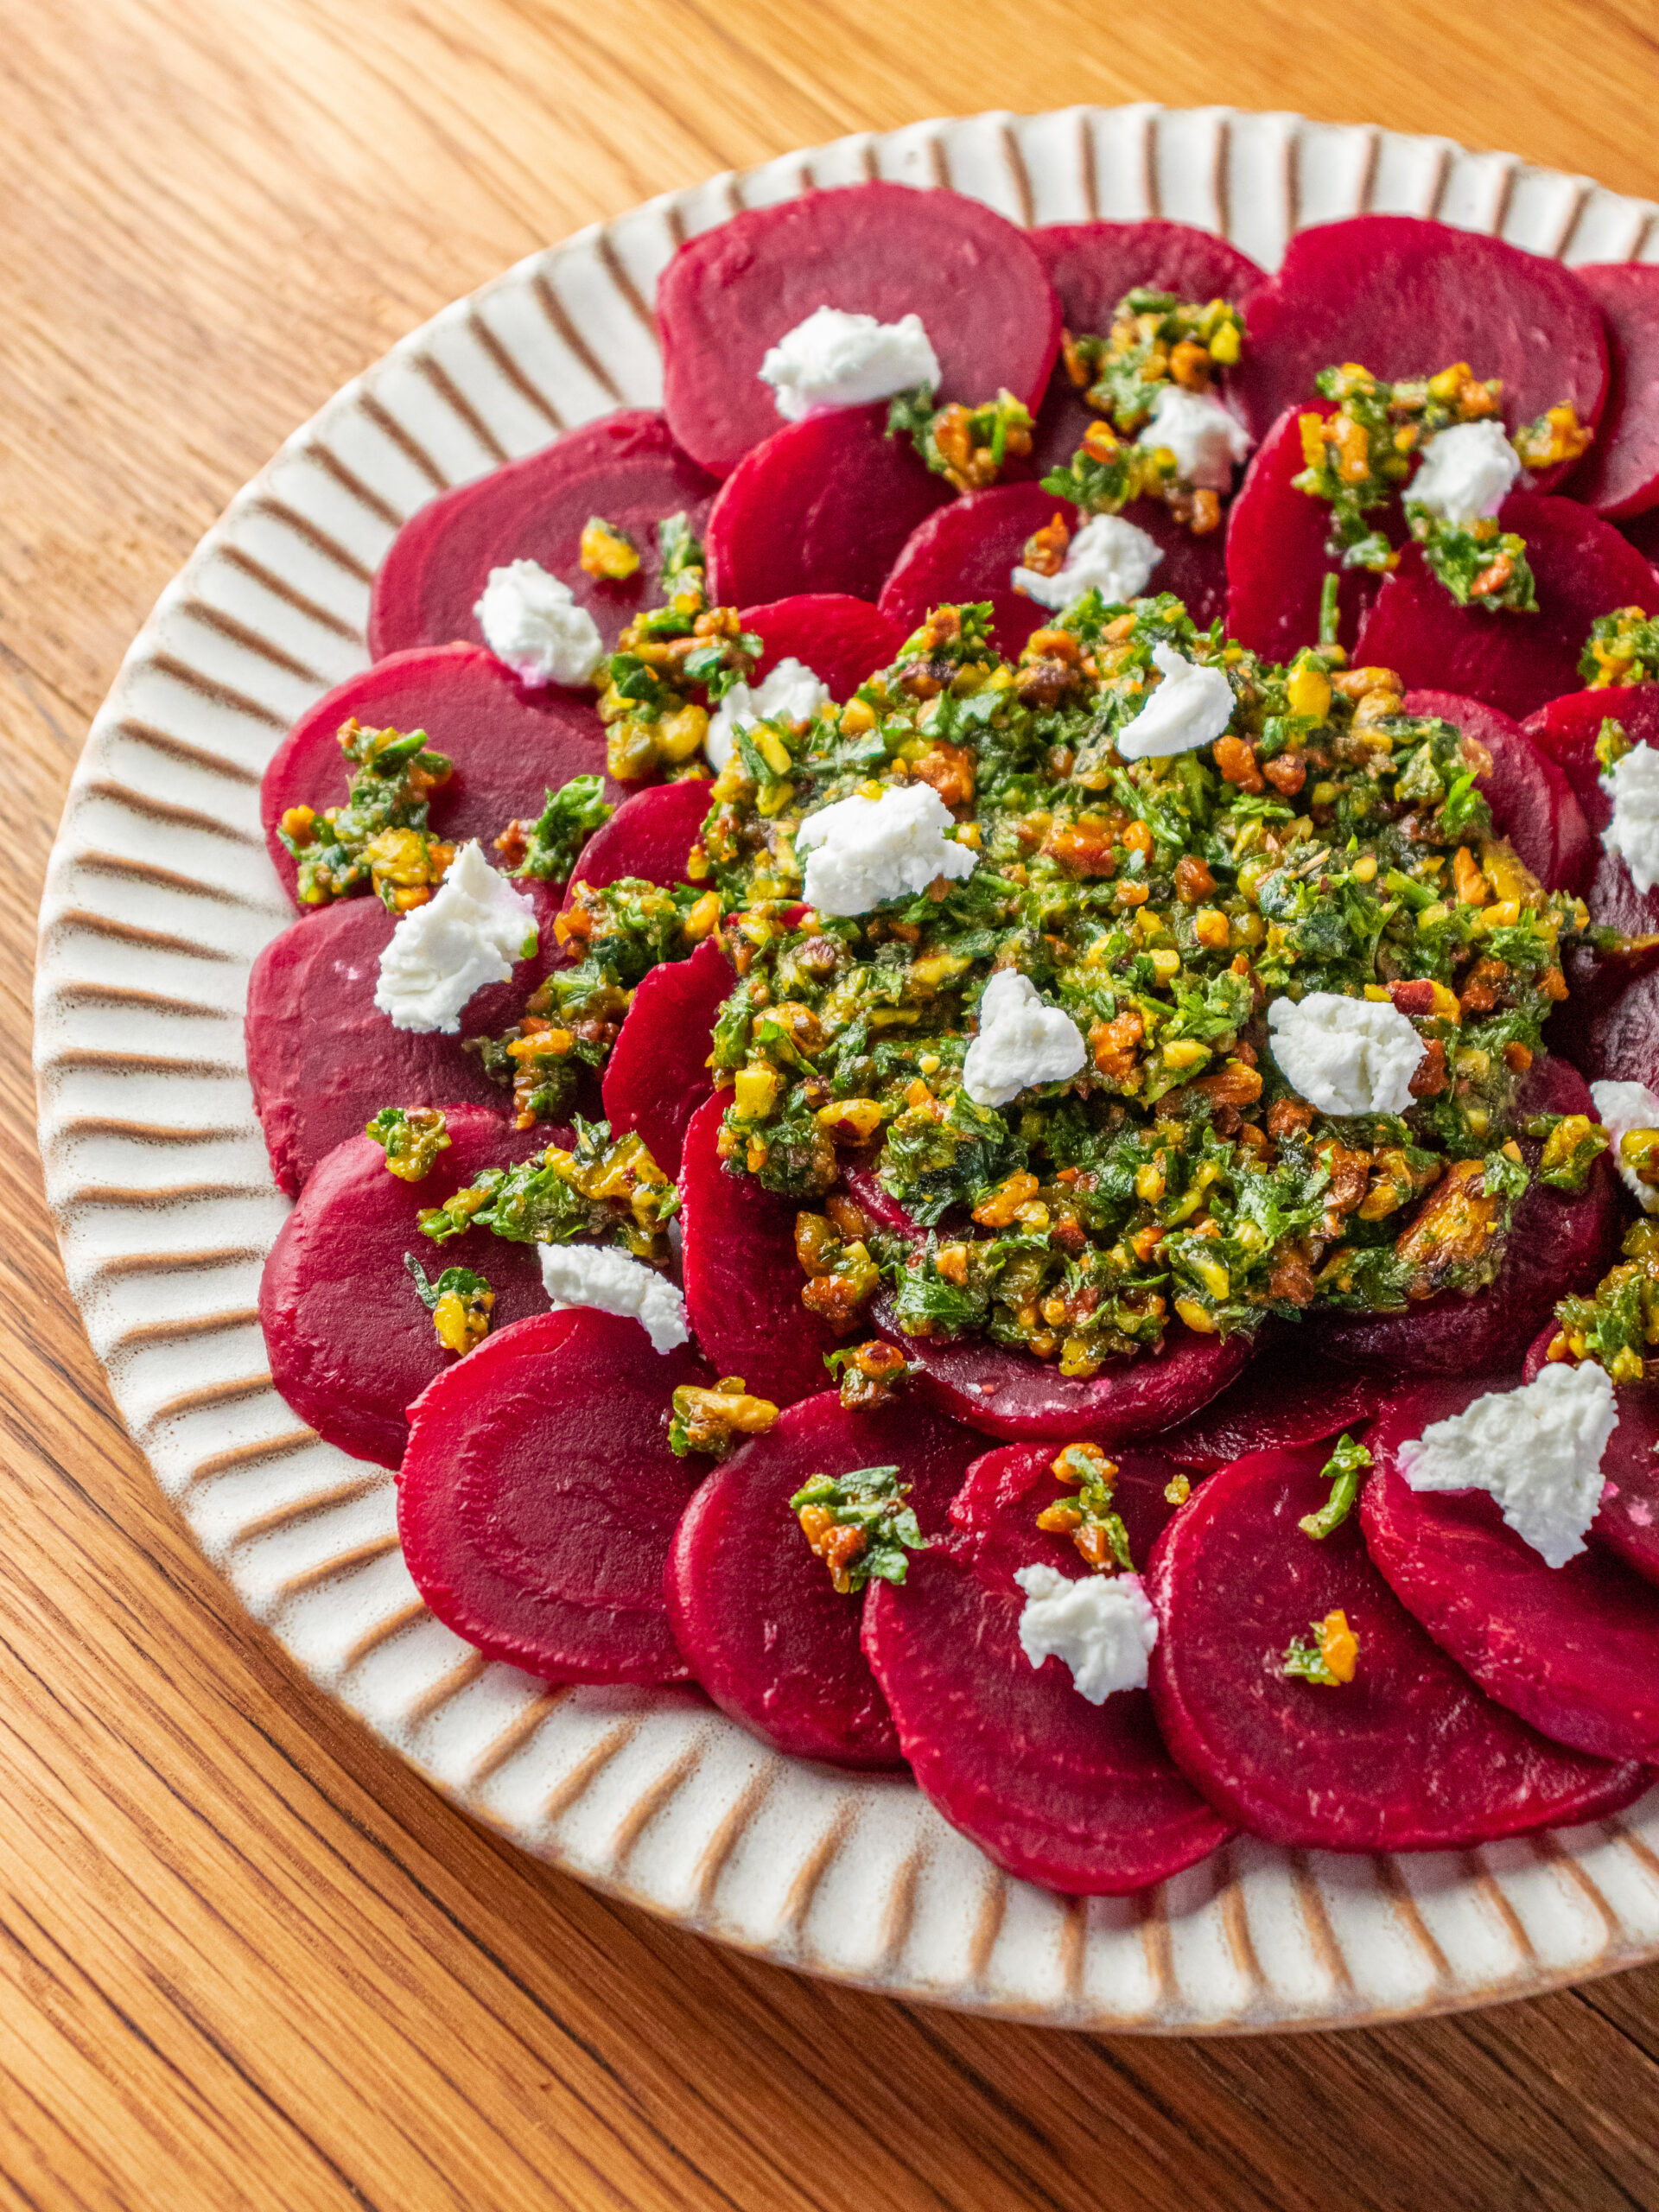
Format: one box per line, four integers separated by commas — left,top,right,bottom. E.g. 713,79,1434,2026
245,183,1659,1894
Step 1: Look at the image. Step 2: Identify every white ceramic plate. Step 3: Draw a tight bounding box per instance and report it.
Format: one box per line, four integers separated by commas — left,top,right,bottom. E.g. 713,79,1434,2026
35,104,1659,2033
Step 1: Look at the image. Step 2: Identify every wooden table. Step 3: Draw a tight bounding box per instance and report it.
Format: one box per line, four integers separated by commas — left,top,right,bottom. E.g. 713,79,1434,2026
8,3,1659,2203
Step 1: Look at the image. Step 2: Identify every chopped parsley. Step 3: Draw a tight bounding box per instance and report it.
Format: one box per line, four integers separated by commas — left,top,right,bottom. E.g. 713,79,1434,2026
404,1253,494,1354
1548,1216,1659,1383
365,1105,451,1181
278,719,454,907
417,1119,678,1262
888,386,1035,491
502,774,614,883
1281,1608,1358,1685
1298,1432,1373,1540
1582,607,1659,689
789,1465,927,1594
1035,1441,1134,1572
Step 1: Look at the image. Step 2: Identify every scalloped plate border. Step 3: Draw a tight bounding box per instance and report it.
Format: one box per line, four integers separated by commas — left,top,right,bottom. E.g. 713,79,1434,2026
33,103,1659,2034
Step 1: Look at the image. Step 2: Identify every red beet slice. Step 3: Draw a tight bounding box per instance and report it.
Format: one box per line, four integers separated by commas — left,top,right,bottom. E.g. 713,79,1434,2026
1363,1376,1659,1760
862,1440,1230,1893
1585,969,1659,1089
742,594,902,700
1147,1440,1643,1850
260,1104,554,1467
1624,507,1659,565
1566,266,1659,518
399,1309,708,1684
1029,220,1267,340
600,937,732,1177
704,406,950,609
678,1092,842,1404
262,645,611,909
1402,688,1593,894
838,1160,924,1239
564,778,709,895
246,877,564,1195
1318,1057,1618,1374
1522,1325,1659,1588
1354,493,1659,722
1224,407,1385,661
1155,1325,1389,1475
1230,216,1608,457
365,411,719,662
659,181,1061,479
665,1389,983,1768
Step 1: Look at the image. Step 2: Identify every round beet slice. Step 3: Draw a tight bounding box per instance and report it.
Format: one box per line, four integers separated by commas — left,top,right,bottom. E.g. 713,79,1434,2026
365,411,720,661
678,1092,842,1404
658,181,1061,479
1154,1325,1389,1476
742,594,902,700
246,877,564,1195
666,1389,983,1768
400,1309,709,1684
1224,407,1386,662
1353,493,1659,723
1586,969,1659,1090
600,937,732,1177
862,1440,1231,1894
262,645,611,908
1230,215,1608,454
1147,1440,1643,1850
1566,266,1659,518
704,406,951,609
1029,219,1267,340
1402,688,1593,894
563,778,710,895
260,1104,554,1467
1363,1377,1659,1761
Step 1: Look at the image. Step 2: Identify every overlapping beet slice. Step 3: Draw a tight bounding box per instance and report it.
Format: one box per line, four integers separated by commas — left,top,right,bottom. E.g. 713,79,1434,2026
743,594,903,698
1567,266,1659,518
1230,215,1608,454
658,181,1061,478
1155,1326,1389,1475
1147,1440,1644,1849
260,1104,554,1467
1224,408,1386,662
704,407,950,608
262,645,610,908
1353,493,1659,722
399,1308,709,1684
1402,689,1593,894
246,878,564,1195
1363,1378,1659,1761
365,411,719,661
666,1389,982,1767
564,778,709,893
862,1440,1230,1893
601,937,731,1177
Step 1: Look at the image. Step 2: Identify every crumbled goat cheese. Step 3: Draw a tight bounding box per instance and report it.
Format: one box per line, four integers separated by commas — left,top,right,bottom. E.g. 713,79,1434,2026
1135,385,1253,490
1600,743,1659,896
1407,419,1522,527
1592,1078,1659,1213
795,782,976,917
758,307,941,422
474,559,605,688
1267,991,1426,1117
1399,1362,1619,1569
705,657,830,773
1116,642,1235,760
1014,1566,1159,1704
373,842,537,1035
1011,512,1164,610
539,1243,690,1354
963,969,1088,1108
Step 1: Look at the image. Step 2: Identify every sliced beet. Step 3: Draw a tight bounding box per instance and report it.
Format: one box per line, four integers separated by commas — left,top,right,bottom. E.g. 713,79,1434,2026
838,1160,925,1239
665,1389,982,1768
600,937,732,1177
1230,216,1608,457
1402,688,1593,894
399,1309,708,1684
262,645,611,909
861,1440,1231,1894
742,594,902,700
1155,1325,1389,1475
1525,679,1659,793
365,411,719,661
1029,220,1267,340
1224,407,1384,661
1363,1377,1659,1761
704,406,950,609
563,778,709,894
260,1104,554,1467
658,181,1061,479
1146,1440,1643,1850
246,878,564,1195
1522,1326,1659,1588
1586,969,1659,1089
1353,493,1659,723
678,1092,842,1404
1566,266,1659,518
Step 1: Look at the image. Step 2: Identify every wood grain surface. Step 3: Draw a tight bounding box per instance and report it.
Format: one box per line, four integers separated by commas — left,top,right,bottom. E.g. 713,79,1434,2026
10,3,1659,2205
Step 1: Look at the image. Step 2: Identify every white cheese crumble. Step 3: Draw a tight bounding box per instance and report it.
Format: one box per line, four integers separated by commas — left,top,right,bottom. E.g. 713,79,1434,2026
758,307,941,422
1014,1565,1159,1704
1398,1362,1619,1569
1011,512,1164,611
373,841,537,1035
962,969,1088,1109
1116,642,1235,760
1591,1078,1659,1213
539,1243,690,1354
1135,385,1253,490
1600,743,1659,896
1266,991,1426,1118
1406,419,1522,527
474,559,605,688
794,782,976,917
704,657,831,773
